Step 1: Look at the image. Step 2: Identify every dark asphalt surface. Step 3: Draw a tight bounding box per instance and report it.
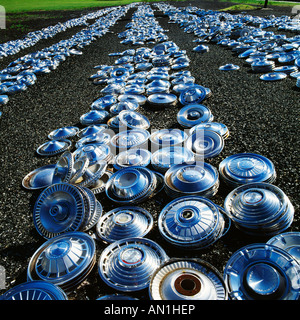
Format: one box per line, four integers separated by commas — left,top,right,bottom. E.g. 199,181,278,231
0,1,299,301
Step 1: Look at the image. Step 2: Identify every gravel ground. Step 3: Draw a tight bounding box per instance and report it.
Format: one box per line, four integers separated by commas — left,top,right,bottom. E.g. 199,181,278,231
0,1,299,301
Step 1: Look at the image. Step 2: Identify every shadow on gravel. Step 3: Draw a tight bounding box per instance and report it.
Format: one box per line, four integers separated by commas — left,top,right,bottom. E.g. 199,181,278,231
0,239,42,262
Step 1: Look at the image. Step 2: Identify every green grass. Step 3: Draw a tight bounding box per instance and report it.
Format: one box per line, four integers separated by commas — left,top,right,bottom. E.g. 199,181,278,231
218,0,299,7
0,0,296,13
0,0,164,13
219,4,259,11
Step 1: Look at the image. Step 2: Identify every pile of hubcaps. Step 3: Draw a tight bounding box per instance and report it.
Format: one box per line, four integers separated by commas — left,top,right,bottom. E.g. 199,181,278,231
224,183,294,236
158,196,229,249
33,183,102,239
186,129,224,160
2,3,298,301
224,243,300,300
105,166,163,204
149,258,228,300
98,238,168,291
96,206,153,242
164,162,219,198
27,232,96,292
219,153,276,188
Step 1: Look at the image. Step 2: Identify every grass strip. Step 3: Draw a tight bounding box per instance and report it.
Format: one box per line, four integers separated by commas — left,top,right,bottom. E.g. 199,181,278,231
1,0,169,13
219,4,260,11
218,0,299,8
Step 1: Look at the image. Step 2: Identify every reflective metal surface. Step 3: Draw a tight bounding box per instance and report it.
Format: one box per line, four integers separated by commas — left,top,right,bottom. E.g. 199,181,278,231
114,148,151,170
219,153,276,187
164,162,219,198
33,183,86,238
151,146,194,173
75,132,111,148
52,151,74,184
224,182,294,236
33,182,102,238
118,93,147,105
0,281,68,300
219,64,240,71
224,243,300,300
73,144,112,165
48,126,79,140
22,164,56,190
80,110,110,125
88,171,112,195
74,160,107,188
158,196,227,249
91,95,117,111
0,95,9,105
110,101,139,115
147,93,177,107
77,125,108,139
177,104,213,128
105,166,159,204
267,232,300,264
150,128,188,148
260,72,287,81
118,110,150,130
98,237,168,291
179,85,209,105
189,122,229,139
36,139,72,156
27,232,96,292
96,206,153,242
186,129,224,159
5,3,300,302
149,258,228,300
110,129,150,149
193,45,209,53
251,60,275,73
